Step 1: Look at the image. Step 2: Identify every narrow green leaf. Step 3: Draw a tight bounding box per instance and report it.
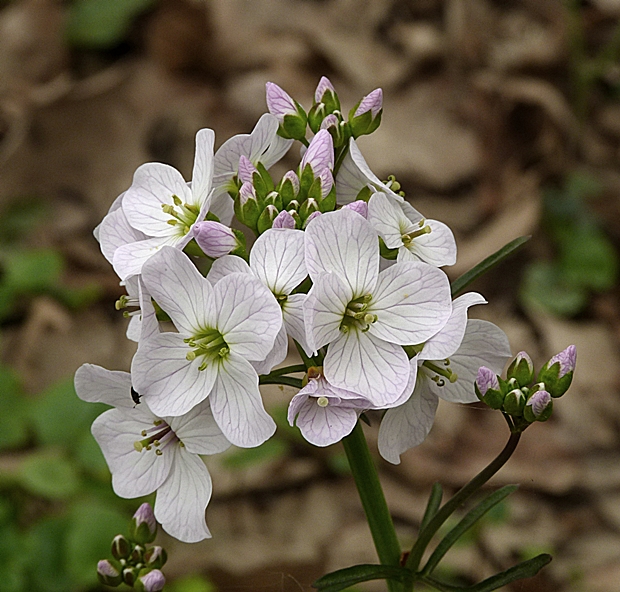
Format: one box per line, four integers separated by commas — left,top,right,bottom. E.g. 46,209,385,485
313,564,413,592
451,236,530,297
423,485,518,575
420,483,443,532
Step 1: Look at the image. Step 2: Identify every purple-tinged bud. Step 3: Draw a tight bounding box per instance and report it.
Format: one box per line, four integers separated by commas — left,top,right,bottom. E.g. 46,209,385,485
272,210,296,229
303,211,322,228
507,351,534,387
320,114,339,130
235,181,260,231
111,534,131,560
318,167,334,199
266,82,297,122
257,204,279,234
238,155,258,184
475,366,504,409
123,567,138,587
343,200,369,218
300,198,320,222
524,388,553,422
130,503,157,545
135,569,166,592
300,129,334,174
315,76,336,103
354,88,383,118
192,221,238,258
281,170,300,195
144,546,168,569
503,388,526,416
97,560,122,587
238,181,257,206
538,345,576,398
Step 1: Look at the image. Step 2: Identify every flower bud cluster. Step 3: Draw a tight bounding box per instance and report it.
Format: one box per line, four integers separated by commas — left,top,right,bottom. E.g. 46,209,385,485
475,345,575,429
97,504,167,591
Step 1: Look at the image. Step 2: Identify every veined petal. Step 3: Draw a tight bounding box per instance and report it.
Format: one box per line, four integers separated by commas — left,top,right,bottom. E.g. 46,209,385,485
191,129,215,208
402,219,457,268
305,208,379,296
367,192,410,250
210,354,276,447
324,329,410,406
419,292,487,361
368,261,451,345
283,293,313,356
300,129,334,173
209,191,234,225
123,163,192,237
250,228,307,295
112,235,181,281
207,254,252,285
141,247,216,334
288,393,359,447
94,191,125,241
168,400,230,455
378,377,438,465
155,447,212,543
430,319,511,404
252,324,288,375
137,278,160,342
214,273,282,361
303,273,351,353
99,208,146,265
132,333,218,417
334,147,368,204
92,408,171,497
75,364,133,409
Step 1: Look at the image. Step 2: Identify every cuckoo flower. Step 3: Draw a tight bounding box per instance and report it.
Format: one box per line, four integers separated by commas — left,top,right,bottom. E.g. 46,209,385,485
208,228,311,373
132,247,282,447
304,208,452,406
378,293,512,464
113,129,216,280
75,364,230,543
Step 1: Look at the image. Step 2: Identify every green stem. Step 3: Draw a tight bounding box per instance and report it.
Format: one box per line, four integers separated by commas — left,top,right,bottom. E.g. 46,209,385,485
405,432,521,573
263,364,307,378
258,376,303,389
342,421,402,592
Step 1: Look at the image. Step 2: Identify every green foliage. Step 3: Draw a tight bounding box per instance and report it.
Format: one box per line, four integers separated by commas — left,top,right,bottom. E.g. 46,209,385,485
18,451,81,500
0,365,29,451
168,574,218,592
66,0,157,49
520,172,618,316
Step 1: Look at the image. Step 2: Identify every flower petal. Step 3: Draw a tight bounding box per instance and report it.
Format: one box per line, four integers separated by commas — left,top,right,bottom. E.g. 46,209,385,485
324,329,410,406
74,364,134,408
209,354,276,447
141,246,216,335
368,261,451,345
251,324,288,375
419,292,487,361
378,377,438,464
283,293,313,356
207,254,252,285
155,447,212,542
191,128,215,208
123,163,192,237
250,228,307,295
305,208,379,297
132,332,218,417
214,273,282,361
98,208,146,265
112,234,181,281
168,400,230,455
400,219,457,268
367,192,411,250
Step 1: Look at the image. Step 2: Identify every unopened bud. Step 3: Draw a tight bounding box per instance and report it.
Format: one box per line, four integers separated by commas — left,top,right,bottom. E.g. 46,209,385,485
272,210,296,229
123,566,139,587
265,82,308,140
192,221,238,258
134,569,166,592
279,170,300,206
354,88,383,118
507,351,534,387
235,182,260,231
475,367,503,408
300,129,334,174
303,211,322,228
144,546,168,569
350,88,383,138
130,503,157,545
97,560,122,587
314,76,336,104
342,200,369,218
300,198,320,221
538,345,576,398
524,388,553,422
257,204,279,234
503,388,526,416
111,534,131,560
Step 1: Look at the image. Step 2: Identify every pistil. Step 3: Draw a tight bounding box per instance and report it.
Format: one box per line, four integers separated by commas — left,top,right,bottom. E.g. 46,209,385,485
184,328,230,370
341,294,377,333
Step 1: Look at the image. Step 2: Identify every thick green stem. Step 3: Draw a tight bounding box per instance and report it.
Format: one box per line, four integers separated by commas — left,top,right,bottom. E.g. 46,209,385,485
263,364,307,378
342,421,402,592
405,432,521,573
258,376,303,389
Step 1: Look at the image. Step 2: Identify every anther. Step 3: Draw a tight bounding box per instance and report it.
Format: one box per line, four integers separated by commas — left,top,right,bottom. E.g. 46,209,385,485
317,397,329,407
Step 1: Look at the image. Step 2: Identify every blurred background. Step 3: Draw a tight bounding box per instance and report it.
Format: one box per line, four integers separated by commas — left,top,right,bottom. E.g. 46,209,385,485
0,0,619,590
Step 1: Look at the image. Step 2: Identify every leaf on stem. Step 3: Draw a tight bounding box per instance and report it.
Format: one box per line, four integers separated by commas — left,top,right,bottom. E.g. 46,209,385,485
420,482,443,532
450,236,530,297
313,564,413,592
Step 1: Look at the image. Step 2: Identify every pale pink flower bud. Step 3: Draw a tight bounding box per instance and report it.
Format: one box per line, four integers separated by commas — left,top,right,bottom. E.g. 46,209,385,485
527,389,552,418
97,560,120,578
238,155,258,184
138,569,166,592
272,210,296,229
304,211,322,227
548,344,576,378
300,129,334,173
239,181,257,206
192,221,238,258
343,200,368,218
354,88,383,118
281,170,300,195
476,366,499,397
320,114,339,130
318,168,334,198
130,502,157,544
266,82,297,122
315,76,336,103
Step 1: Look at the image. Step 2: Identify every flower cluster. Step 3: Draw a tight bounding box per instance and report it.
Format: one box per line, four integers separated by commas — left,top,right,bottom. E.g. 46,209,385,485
79,77,520,543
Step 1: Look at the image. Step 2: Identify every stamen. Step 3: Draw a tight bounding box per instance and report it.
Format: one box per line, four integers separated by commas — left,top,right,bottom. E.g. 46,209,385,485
317,397,329,407
423,360,458,384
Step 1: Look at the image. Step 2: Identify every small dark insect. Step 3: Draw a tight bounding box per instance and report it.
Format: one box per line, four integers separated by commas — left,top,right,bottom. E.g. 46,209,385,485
131,387,142,406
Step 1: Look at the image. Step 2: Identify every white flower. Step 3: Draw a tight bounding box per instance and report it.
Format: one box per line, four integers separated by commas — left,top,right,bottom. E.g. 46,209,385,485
208,228,310,374
378,293,512,464
304,208,452,406
132,247,282,447
74,364,230,543
112,129,216,280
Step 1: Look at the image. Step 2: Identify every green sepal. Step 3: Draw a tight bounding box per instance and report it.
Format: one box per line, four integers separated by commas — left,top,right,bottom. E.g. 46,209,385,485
299,163,316,200
349,107,382,138
503,389,526,416
97,559,123,587
313,564,414,592
299,198,320,221
278,178,298,207
144,546,167,569
318,187,337,212
308,102,327,134
234,191,260,233
506,355,534,388
537,362,573,398
257,206,278,234
279,102,308,140
379,237,399,260
111,534,131,560
474,381,504,409
230,229,247,259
